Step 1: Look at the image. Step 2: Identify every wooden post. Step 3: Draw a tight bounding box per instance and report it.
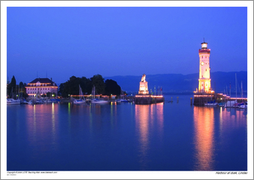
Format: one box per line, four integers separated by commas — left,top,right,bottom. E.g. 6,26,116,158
190,97,192,106
177,97,179,103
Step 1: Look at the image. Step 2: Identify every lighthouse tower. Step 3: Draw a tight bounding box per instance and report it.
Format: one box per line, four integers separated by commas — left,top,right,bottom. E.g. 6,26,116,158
198,41,213,93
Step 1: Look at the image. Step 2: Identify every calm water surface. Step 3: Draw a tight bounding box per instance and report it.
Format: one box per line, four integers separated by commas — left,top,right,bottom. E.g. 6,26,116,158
7,95,247,171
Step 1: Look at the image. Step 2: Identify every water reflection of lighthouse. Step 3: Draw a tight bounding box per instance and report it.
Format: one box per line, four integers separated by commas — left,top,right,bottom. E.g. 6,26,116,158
193,106,215,170
135,103,164,169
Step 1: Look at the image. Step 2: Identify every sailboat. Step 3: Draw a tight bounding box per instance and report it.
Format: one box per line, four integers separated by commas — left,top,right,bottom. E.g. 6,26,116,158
7,98,21,105
91,86,109,104
238,81,247,109
73,85,86,104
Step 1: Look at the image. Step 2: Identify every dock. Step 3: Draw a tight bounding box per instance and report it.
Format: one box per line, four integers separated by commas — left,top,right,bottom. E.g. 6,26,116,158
134,95,164,105
193,92,247,106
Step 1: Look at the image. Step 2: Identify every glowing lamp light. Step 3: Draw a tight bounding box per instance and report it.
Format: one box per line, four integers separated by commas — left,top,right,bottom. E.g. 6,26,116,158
201,43,207,49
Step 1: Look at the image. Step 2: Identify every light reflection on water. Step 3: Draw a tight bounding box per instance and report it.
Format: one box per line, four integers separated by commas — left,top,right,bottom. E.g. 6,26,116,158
193,106,247,171
135,103,164,169
193,106,214,170
219,107,247,130
7,96,247,171
26,104,59,158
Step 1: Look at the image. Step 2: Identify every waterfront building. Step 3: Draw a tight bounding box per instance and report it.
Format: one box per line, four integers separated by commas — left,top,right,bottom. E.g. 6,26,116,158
25,78,58,97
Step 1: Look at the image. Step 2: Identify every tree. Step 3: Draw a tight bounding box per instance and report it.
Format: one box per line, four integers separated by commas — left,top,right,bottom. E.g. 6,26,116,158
58,75,123,97
105,79,121,96
58,83,65,97
66,76,79,95
91,74,105,95
18,82,28,98
58,76,93,97
80,77,92,94
7,76,16,98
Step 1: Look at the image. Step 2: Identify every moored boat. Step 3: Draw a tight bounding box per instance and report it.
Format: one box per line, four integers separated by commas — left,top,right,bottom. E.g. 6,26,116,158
73,99,87,104
20,99,28,104
91,99,109,104
204,102,218,106
7,98,21,105
73,85,86,104
50,99,60,103
28,98,44,105
204,101,218,106
118,99,129,103
238,102,247,109
224,100,238,108
218,102,225,107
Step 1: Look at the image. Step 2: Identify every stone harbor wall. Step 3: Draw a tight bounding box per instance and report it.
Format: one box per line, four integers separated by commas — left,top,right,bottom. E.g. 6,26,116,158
134,95,164,104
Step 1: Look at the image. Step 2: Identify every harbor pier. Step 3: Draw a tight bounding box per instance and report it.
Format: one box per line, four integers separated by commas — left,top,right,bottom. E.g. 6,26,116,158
134,74,164,105
193,92,247,106
193,93,216,106
134,95,164,104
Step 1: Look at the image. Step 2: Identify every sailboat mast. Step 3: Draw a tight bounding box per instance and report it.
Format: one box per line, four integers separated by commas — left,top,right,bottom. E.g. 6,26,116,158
235,73,237,98
79,85,83,98
92,86,95,99
229,83,231,97
241,81,243,98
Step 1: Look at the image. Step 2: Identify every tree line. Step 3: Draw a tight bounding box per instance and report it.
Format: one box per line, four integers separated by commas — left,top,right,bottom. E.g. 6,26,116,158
7,74,123,98
7,76,28,98
58,74,122,98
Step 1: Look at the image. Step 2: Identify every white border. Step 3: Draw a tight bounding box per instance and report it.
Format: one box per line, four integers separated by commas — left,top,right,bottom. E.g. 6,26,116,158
247,1,254,178
1,1,253,7
1,1,253,179
1,1,7,179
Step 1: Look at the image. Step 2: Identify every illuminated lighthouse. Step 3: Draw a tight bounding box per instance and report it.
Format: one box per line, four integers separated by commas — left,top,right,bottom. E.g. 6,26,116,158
197,41,213,93
194,41,215,106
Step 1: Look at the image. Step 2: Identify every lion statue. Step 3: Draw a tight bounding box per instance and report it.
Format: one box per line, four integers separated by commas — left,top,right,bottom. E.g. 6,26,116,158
141,74,146,82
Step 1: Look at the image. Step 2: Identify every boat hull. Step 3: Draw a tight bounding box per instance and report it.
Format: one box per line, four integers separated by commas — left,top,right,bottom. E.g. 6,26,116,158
7,99,21,105
204,103,218,106
91,99,109,104
73,99,87,104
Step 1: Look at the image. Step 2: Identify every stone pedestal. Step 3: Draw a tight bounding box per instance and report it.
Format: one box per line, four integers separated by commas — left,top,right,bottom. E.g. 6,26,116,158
135,74,164,104
134,95,164,104
138,81,149,95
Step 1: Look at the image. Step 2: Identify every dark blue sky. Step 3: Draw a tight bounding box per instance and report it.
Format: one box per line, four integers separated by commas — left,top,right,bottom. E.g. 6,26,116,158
7,7,247,84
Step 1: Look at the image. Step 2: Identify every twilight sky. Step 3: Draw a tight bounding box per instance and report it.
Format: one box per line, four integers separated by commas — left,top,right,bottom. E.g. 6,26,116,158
7,6,247,84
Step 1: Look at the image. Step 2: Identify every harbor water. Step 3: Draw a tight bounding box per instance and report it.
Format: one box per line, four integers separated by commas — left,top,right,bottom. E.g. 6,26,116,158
7,95,247,171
